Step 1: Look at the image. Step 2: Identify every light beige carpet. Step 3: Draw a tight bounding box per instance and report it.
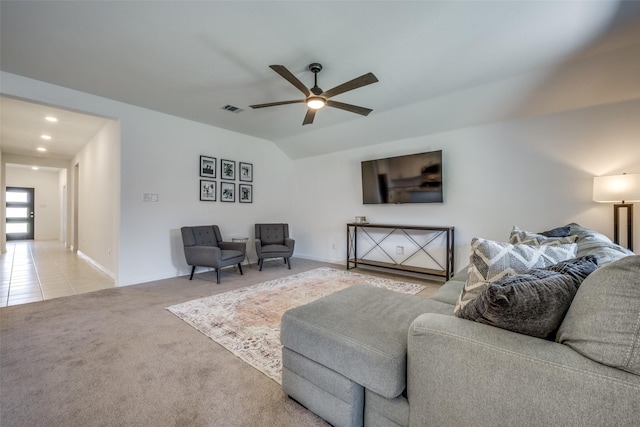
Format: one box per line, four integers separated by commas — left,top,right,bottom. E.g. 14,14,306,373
167,267,426,383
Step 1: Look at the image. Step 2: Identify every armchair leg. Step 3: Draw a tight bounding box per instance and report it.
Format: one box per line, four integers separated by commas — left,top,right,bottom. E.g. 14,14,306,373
238,263,244,275
189,265,196,280
286,257,291,269
259,258,263,271
216,268,221,284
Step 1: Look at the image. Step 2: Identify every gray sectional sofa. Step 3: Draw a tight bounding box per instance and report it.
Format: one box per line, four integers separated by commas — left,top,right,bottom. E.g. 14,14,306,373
280,224,640,426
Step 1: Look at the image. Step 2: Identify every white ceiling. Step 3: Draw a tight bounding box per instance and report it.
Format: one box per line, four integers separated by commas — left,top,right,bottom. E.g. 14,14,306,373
1,96,111,161
1,1,638,160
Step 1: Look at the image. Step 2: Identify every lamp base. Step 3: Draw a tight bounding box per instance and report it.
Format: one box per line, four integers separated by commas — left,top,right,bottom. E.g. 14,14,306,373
613,203,634,251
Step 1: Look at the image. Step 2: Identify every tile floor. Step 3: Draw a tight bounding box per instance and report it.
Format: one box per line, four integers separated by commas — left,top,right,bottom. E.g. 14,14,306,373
0,240,115,307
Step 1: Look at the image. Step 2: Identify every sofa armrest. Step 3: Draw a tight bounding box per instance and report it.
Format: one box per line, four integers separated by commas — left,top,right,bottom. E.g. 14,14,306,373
407,313,640,427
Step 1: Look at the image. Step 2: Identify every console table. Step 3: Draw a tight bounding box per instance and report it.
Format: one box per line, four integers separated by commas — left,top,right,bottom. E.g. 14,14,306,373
347,223,454,279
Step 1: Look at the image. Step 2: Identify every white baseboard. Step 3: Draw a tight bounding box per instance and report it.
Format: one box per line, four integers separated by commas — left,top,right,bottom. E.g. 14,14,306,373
77,250,117,280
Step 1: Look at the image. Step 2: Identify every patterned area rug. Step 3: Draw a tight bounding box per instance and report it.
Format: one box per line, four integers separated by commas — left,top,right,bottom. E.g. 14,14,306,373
167,267,426,383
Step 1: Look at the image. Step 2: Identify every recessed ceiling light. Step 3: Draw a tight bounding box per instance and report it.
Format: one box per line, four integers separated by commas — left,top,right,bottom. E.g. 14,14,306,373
41,134,52,140
37,147,47,152
45,116,58,122
32,166,39,171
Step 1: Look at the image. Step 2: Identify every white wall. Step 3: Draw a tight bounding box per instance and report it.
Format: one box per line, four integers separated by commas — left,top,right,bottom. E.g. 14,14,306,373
1,71,293,285
5,166,61,241
290,42,640,272
117,106,293,285
291,100,640,272
72,119,120,278
58,169,67,242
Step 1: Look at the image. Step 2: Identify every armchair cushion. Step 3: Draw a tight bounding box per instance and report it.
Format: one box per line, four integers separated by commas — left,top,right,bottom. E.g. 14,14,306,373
260,244,291,254
258,224,288,245
183,225,222,247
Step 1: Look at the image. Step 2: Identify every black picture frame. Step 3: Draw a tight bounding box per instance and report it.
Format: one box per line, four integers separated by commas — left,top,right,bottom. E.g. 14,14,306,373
220,182,235,202
200,180,216,201
200,156,216,178
239,162,253,182
239,184,253,203
221,159,236,180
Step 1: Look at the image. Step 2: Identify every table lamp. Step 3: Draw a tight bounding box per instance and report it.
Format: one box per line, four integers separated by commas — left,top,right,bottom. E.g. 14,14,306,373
593,173,640,251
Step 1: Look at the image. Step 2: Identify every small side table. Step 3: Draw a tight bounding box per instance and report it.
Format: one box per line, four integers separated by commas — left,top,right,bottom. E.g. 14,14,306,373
232,237,251,269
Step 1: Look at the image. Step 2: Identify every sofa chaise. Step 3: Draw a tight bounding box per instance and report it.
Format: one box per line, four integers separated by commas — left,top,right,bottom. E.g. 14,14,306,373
280,224,640,426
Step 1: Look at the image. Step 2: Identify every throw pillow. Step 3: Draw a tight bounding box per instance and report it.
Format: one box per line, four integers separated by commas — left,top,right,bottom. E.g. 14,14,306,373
454,238,578,315
556,255,640,375
456,256,598,339
538,226,572,237
509,226,577,246
566,223,634,266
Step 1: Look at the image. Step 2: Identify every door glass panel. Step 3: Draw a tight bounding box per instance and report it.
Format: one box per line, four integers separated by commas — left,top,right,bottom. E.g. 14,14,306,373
6,192,28,203
6,187,35,240
6,223,28,234
6,207,28,218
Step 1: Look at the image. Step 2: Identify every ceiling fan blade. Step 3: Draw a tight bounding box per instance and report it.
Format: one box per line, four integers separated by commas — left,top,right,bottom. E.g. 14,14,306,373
321,72,378,99
270,65,311,97
303,108,316,125
249,99,304,109
326,100,373,116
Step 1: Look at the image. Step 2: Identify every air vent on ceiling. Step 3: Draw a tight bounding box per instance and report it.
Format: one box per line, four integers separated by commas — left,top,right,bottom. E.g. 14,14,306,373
222,104,243,113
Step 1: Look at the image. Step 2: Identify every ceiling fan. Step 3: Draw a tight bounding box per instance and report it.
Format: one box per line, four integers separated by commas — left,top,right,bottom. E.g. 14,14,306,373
249,63,379,125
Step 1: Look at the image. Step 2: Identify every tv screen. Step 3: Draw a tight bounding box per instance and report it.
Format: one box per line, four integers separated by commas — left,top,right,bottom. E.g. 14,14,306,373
361,150,443,204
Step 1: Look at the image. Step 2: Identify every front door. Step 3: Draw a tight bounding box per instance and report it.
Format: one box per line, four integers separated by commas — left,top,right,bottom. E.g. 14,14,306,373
6,187,35,241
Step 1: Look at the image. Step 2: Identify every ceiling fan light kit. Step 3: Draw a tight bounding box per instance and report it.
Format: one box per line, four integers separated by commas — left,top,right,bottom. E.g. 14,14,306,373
250,63,378,125
306,96,326,109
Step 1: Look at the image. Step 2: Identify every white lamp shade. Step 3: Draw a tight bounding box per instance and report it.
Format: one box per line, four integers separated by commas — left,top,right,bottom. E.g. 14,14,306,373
593,173,640,203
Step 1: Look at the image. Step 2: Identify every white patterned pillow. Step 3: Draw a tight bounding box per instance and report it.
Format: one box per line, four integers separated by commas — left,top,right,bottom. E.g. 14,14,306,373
454,237,578,315
509,226,577,246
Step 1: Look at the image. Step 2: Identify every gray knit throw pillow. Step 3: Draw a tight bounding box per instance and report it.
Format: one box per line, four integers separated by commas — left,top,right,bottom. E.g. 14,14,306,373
457,256,598,339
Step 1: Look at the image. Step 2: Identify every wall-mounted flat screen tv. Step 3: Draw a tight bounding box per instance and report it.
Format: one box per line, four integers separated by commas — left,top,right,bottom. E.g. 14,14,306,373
361,150,443,204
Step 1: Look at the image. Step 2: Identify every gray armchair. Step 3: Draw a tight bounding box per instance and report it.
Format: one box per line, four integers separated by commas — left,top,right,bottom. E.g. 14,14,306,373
254,223,295,271
181,225,246,284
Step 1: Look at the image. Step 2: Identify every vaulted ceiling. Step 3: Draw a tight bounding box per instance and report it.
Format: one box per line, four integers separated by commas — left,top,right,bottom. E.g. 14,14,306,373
1,1,638,160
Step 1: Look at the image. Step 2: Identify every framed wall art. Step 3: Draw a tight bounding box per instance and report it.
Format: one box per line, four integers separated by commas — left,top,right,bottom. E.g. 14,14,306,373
200,156,216,178
239,162,253,182
239,184,253,203
220,182,235,202
221,159,236,180
200,180,216,201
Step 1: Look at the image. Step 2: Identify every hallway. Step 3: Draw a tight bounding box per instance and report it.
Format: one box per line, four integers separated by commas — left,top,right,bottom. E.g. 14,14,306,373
0,240,115,307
